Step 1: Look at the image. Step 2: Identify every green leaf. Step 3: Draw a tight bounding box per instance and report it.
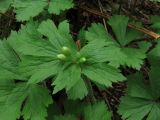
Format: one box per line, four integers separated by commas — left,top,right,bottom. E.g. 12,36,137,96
8,21,57,57
119,96,153,120
67,78,88,100
0,40,24,80
80,40,114,63
0,80,15,103
150,15,160,33
84,102,112,120
118,73,160,120
147,104,160,120
0,83,52,120
108,15,129,46
127,73,153,99
125,26,143,45
54,114,77,120
0,0,74,21
101,45,126,68
151,16,160,29
22,84,52,120
8,21,69,84
121,48,146,69
82,63,126,87
58,20,73,41
48,0,74,15
0,0,12,13
18,56,57,78
0,83,28,120
108,15,141,46
13,0,47,21
52,64,81,94
8,21,62,83
138,41,151,53
102,45,146,70
86,23,114,43
38,19,75,50
149,40,160,57
85,16,145,69
149,59,160,97
27,60,61,84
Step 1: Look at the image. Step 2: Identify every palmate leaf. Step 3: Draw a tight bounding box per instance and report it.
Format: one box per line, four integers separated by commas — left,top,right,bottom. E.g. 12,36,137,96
84,102,112,120
103,46,146,69
108,15,129,46
0,83,27,120
8,19,126,100
0,40,24,80
28,60,61,84
22,84,53,120
85,16,147,70
8,22,57,57
0,80,15,103
82,63,126,87
0,0,74,21
8,21,64,83
18,56,62,83
119,96,154,120
48,0,74,15
13,0,48,21
108,15,142,46
0,83,52,120
67,78,88,100
52,64,81,94
118,73,160,120
107,15,146,69
80,40,114,63
85,23,115,43
38,19,76,50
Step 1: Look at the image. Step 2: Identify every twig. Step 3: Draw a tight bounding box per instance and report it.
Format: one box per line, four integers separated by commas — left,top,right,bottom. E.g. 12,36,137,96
97,88,111,110
97,0,108,32
128,24,160,39
77,6,160,40
0,12,15,20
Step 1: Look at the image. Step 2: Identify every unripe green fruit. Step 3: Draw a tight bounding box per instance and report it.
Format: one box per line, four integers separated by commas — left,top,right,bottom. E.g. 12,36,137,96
57,54,67,61
61,46,71,55
79,57,86,63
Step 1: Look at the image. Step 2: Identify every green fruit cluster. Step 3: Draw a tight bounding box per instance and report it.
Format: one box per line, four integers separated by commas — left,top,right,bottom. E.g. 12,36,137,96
57,46,87,63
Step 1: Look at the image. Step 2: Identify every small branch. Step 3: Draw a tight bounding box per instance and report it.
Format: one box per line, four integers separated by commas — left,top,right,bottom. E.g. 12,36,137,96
97,0,108,32
0,12,15,20
97,88,111,110
77,6,160,40
128,24,160,39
